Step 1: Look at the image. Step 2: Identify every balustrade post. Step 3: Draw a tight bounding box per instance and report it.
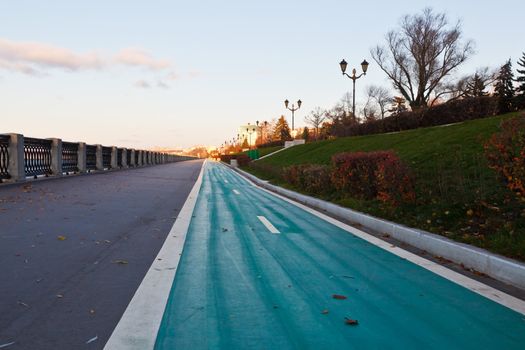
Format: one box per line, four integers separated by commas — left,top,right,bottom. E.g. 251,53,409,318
49,138,63,176
8,133,25,182
146,151,151,165
78,143,87,173
121,148,128,168
130,149,136,167
111,147,118,169
137,150,143,166
96,145,103,171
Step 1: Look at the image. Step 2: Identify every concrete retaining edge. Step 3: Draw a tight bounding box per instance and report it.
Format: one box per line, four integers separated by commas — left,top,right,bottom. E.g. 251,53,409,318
233,165,525,291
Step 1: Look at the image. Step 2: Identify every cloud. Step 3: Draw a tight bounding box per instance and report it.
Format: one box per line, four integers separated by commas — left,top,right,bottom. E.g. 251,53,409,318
134,80,151,88
0,38,171,75
0,38,104,73
115,48,170,70
157,80,169,89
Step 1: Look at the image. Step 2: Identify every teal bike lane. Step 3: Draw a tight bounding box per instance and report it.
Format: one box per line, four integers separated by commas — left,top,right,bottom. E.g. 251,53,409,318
154,162,525,349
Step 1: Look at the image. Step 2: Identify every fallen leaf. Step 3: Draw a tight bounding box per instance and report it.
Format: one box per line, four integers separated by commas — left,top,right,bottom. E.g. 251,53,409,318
17,301,29,308
86,336,98,344
344,317,359,325
332,294,347,300
56,294,63,298
89,309,96,315
321,309,329,314
112,260,128,265
222,228,228,232
57,235,67,241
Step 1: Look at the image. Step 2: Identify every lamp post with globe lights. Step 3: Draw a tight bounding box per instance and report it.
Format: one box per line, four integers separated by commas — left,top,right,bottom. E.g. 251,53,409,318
339,59,369,118
284,99,302,138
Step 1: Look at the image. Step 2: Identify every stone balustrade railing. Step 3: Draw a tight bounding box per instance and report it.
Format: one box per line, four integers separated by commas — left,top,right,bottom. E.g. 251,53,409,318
0,133,194,183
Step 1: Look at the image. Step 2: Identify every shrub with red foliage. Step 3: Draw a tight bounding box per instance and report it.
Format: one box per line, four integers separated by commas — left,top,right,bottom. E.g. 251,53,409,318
282,164,333,195
485,114,525,201
331,151,415,205
220,153,252,166
301,165,333,195
282,164,309,188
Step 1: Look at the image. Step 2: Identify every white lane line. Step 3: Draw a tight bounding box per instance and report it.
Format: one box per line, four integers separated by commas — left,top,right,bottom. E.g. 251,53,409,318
229,166,525,316
104,160,207,350
257,216,280,234
233,189,240,195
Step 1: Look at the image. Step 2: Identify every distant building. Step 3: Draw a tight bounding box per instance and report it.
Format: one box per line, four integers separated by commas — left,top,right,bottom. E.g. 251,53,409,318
238,124,260,147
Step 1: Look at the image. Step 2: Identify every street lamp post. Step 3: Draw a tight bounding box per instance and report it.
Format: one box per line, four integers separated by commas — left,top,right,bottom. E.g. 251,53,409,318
339,59,369,118
246,126,256,148
284,99,302,137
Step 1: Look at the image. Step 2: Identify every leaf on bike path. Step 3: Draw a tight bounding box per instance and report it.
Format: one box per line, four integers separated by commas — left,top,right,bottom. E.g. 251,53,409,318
112,259,128,265
17,301,29,308
321,309,329,314
86,336,98,344
344,317,359,325
57,235,67,241
332,294,347,300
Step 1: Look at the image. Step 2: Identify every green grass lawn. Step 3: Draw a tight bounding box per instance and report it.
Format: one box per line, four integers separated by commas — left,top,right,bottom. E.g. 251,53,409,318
245,112,525,261
257,145,283,157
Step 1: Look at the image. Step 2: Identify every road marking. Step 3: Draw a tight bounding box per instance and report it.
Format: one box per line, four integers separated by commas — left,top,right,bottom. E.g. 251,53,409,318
257,216,280,234
228,165,525,316
233,189,240,195
104,160,207,350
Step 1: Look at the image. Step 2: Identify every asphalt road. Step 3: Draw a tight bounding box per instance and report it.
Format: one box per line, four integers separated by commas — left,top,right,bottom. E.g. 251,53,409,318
0,160,203,350
155,161,525,349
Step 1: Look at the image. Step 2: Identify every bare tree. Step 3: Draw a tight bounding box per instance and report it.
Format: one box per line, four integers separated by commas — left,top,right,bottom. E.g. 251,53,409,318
366,85,391,120
371,8,474,110
304,107,326,139
428,67,497,105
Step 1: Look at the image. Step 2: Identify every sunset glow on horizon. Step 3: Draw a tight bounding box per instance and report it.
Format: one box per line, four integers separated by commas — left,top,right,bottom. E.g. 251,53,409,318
1,0,523,149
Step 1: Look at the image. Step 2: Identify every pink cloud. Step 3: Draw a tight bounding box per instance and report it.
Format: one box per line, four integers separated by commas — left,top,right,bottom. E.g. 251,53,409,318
0,38,104,73
0,38,171,75
115,48,170,70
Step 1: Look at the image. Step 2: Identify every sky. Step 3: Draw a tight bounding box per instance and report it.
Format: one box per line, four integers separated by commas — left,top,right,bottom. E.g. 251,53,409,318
0,0,524,149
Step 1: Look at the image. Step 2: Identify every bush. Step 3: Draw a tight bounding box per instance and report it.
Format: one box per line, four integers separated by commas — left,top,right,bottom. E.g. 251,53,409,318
220,153,252,166
282,165,309,188
301,165,333,195
282,164,333,195
331,151,415,205
485,114,525,201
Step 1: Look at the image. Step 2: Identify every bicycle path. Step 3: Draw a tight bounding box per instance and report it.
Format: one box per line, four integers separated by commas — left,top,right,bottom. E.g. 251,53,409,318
154,161,525,349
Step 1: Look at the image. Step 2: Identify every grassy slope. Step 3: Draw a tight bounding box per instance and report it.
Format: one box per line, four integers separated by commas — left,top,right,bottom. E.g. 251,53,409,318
257,146,283,157
247,112,525,261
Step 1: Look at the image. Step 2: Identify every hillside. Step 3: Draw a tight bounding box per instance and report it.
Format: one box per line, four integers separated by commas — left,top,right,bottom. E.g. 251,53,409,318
247,112,525,261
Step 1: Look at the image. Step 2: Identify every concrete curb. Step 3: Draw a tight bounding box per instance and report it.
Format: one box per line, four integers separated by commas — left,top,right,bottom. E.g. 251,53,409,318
232,165,525,291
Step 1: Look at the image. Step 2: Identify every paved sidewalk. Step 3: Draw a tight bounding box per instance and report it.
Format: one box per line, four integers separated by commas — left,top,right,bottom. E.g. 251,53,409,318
0,160,203,350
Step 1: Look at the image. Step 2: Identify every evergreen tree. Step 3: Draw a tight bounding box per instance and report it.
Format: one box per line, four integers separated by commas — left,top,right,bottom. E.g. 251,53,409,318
516,52,525,96
272,116,292,141
301,127,310,141
465,73,488,97
494,59,515,113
